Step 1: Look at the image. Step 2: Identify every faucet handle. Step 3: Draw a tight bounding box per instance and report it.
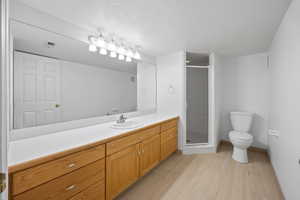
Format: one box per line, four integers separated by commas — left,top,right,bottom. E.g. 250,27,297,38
120,114,126,119
117,114,127,123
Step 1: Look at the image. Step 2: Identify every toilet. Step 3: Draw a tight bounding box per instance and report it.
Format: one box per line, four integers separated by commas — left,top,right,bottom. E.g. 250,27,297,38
229,112,253,163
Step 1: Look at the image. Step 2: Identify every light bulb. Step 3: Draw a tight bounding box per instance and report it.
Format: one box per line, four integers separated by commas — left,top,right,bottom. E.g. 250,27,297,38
117,46,126,55
99,48,107,55
126,56,132,62
89,44,97,52
118,54,125,60
107,42,117,51
110,51,117,58
133,51,141,60
127,50,134,57
96,37,106,48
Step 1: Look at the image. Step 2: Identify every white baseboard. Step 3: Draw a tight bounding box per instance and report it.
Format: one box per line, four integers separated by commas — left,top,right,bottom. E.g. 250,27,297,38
182,144,217,154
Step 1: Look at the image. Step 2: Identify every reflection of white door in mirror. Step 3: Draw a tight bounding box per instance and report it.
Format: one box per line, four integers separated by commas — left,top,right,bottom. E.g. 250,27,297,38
13,51,61,129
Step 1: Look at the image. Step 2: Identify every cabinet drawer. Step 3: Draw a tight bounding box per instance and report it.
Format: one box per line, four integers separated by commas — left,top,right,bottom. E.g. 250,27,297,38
106,126,160,155
161,119,178,132
138,125,160,141
69,180,105,200
12,144,105,195
161,127,177,143
13,159,105,200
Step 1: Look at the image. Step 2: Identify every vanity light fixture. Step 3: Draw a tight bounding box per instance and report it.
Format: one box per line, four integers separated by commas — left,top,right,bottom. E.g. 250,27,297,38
126,56,132,62
107,41,117,52
117,46,126,55
133,51,141,60
118,54,125,60
99,48,107,55
89,44,97,52
133,45,141,60
110,51,117,58
126,49,134,58
88,31,142,62
96,35,106,48
88,36,98,52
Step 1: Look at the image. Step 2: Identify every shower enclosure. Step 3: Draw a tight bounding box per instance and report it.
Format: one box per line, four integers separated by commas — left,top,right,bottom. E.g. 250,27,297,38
186,67,209,144
185,52,211,145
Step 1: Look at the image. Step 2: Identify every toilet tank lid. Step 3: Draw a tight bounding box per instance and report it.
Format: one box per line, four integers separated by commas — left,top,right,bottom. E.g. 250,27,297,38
230,112,253,116
229,131,253,140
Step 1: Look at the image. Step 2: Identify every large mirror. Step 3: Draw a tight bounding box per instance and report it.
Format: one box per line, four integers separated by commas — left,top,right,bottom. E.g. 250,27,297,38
10,1,156,131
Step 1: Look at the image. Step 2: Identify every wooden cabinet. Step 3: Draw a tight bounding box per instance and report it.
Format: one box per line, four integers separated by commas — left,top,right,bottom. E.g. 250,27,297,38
13,159,105,200
106,144,140,200
9,117,179,200
106,126,160,155
106,130,162,200
161,119,178,132
11,145,105,195
140,134,161,176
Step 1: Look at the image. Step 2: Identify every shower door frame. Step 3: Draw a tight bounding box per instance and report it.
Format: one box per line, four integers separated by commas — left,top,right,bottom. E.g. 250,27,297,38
184,64,214,146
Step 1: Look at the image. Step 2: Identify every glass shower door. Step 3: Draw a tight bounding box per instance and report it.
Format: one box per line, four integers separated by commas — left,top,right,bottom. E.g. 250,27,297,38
186,67,209,144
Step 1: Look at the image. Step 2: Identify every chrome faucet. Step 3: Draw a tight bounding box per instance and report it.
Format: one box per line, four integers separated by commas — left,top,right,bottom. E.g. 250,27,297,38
117,114,127,123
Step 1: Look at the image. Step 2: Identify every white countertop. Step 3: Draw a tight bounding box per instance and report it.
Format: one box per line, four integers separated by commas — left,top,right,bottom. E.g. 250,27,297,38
8,113,178,167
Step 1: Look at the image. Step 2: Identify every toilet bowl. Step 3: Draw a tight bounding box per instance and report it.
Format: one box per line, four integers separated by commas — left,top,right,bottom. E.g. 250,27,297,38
229,112,253,163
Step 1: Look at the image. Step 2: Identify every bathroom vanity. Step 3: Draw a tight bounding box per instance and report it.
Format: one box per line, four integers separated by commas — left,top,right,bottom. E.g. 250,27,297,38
8,115,179,200
8,3,174,199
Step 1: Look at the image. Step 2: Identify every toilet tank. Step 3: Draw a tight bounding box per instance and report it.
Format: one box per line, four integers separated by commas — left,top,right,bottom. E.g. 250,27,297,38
230,112,253,132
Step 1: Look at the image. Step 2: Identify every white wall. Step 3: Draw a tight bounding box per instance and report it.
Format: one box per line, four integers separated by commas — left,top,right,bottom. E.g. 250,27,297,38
213,54,223,146
220,53,270,149
61,60,137,122
157,51,185,149
137,62,156,111
268,1,300,199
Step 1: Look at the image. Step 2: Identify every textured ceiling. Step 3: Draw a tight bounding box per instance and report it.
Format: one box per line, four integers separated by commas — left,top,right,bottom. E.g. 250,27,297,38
15,0,291,56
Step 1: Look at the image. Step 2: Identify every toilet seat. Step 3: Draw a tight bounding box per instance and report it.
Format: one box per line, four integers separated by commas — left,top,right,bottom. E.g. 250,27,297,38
229,131,253,141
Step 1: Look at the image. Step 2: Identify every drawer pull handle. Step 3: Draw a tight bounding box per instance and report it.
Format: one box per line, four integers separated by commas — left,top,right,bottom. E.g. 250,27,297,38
66,185,76,191
68,163,76,168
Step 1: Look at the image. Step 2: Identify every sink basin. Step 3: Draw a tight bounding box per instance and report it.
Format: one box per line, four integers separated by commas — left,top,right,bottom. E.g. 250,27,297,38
111,120,143,129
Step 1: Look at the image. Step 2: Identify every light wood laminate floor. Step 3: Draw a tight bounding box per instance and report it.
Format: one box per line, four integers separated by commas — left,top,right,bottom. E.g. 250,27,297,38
116,143,284,200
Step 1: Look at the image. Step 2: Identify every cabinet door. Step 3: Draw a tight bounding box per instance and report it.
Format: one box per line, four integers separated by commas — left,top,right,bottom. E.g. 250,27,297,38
140,134,161,176
106,144,140,200
161,127,178,161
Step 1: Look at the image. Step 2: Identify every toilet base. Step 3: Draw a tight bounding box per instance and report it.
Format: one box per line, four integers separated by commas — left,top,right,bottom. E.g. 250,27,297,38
232,147,248,163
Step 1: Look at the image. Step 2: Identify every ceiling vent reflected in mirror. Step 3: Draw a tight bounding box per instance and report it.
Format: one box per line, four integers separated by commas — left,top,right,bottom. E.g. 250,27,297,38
46,41,55,48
